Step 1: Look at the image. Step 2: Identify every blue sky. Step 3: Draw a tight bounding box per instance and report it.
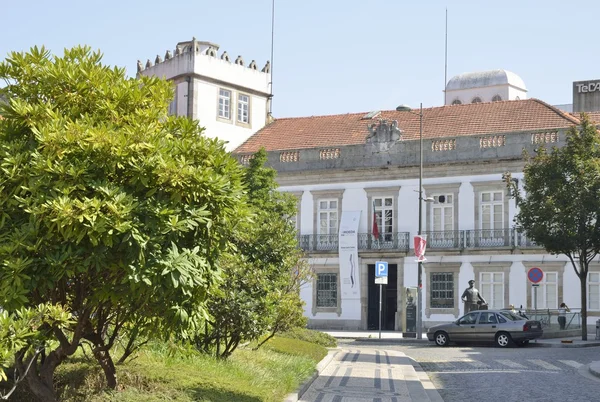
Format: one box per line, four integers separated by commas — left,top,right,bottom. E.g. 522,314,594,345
1,0,597,117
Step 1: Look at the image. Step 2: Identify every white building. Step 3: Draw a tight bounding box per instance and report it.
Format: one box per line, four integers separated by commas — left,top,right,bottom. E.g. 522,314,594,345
445,70,527,105
138,38,272,151
234,97,599,332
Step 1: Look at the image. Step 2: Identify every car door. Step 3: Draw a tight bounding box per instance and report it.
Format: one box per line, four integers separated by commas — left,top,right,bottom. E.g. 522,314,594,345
476,312,499,342
452,312,480,341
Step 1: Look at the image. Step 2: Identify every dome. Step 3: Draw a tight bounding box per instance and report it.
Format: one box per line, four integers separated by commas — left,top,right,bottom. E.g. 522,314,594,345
446,70,526,91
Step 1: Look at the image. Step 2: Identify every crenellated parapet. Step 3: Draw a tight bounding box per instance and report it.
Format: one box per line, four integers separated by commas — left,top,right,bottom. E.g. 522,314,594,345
137,37,270,75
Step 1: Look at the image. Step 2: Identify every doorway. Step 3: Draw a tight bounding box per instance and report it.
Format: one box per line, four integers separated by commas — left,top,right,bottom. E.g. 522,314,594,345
367,264,398,330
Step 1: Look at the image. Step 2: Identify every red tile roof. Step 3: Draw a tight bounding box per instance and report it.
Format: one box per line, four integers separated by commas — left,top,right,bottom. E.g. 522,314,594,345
234,99,580,153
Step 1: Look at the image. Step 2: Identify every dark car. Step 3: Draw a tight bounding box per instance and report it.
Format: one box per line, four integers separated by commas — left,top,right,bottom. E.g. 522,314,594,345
426,309,543,347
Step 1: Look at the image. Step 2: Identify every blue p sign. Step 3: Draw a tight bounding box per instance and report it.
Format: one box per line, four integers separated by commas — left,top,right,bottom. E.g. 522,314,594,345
375,261,388,277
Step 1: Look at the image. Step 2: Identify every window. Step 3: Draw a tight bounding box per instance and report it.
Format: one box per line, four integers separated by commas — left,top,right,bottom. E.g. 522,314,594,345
480,191,503,232
480,272,504,310
458,312,479,325
318,199,338,235
478,312,498,324
237,93,250,124
218,89,231,119
373,197,393,241
316,273,337,308
589,272,600,310
451,99,462,105
431,272,454,308
533,272,558,309
471,97,482,104
432,194,453,232
492,95,502,102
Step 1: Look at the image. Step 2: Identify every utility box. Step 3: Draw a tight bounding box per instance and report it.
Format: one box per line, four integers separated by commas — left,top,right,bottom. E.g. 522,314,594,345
596,319,600,340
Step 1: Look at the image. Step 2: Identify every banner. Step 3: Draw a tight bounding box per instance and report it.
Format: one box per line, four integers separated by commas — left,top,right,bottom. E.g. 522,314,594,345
414,234,427,262
339,211,361,299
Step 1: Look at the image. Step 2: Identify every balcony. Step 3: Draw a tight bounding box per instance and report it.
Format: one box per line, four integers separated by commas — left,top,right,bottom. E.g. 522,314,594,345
298,232,410,252
298,229,544,253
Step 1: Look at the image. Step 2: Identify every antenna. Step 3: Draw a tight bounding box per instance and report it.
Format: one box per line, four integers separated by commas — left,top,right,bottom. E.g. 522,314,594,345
444,8,448,105
269,0,275,116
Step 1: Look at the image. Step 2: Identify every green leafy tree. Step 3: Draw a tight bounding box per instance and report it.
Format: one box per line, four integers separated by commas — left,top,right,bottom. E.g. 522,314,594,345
505,114,600,340
196,149,309,358
0,46,245,400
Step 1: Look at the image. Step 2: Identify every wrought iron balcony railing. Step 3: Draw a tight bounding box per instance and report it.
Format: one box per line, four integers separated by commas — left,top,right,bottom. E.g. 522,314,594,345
297,229,545,252
464,229,514,248
422,230,465,249
298,232,410,252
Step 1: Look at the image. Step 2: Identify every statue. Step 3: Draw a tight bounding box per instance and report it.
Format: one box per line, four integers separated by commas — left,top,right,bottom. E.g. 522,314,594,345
461,280,487,314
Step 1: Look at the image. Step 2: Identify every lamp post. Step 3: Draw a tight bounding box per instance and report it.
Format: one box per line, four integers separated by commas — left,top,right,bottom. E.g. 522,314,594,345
396,103,431,340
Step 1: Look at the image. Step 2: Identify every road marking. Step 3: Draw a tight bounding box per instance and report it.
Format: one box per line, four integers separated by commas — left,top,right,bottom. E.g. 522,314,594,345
558,360,583,368
496,359,527,369
528,359,561,370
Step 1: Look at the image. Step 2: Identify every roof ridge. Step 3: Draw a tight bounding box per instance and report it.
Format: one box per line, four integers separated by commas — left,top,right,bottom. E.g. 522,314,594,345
529,98,580,124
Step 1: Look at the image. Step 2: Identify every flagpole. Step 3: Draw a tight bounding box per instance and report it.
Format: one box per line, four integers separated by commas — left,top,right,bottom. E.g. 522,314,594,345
417,103,423,341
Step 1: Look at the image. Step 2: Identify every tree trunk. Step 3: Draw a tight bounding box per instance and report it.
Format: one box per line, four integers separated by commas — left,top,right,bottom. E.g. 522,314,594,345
20,353,59,402
580,274,588,341
93,349,117,390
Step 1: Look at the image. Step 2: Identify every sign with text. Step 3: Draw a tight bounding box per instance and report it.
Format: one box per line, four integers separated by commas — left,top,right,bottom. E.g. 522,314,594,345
375,276,388,285
339,211,361,299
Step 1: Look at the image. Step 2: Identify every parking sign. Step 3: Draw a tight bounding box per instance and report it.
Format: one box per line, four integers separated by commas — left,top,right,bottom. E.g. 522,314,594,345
375,261,388,277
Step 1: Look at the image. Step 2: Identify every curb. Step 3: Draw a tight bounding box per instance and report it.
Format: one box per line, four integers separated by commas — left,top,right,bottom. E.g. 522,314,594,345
589,361,600,379
529,341,600,348
283,348,339,402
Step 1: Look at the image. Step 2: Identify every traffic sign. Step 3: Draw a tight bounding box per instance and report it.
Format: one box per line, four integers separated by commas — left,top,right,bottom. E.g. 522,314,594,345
375,276,388,285
375,261,388,277
527,267,544,284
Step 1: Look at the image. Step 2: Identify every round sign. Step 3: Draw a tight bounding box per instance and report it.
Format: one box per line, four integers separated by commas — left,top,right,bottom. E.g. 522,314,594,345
527,267,544,284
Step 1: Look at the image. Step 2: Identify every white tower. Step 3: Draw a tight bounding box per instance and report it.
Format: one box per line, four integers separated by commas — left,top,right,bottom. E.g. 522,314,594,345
445,70,527,105
138,38,272,151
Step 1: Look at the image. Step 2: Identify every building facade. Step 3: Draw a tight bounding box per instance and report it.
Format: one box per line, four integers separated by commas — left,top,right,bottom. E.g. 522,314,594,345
234,98,600,331
138,38,272,151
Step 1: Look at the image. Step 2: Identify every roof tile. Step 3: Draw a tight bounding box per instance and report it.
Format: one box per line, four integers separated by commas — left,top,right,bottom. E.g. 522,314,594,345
234,99,579,153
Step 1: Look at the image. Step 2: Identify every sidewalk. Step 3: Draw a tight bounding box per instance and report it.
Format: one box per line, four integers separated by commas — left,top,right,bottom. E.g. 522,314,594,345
290,347,443,402
322,330,600,348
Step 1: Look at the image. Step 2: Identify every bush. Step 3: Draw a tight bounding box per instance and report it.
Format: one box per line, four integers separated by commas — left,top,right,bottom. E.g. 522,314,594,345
280,327,337,348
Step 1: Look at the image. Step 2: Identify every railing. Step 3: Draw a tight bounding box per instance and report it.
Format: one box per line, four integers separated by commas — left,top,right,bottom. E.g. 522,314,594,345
523,309,581,330
515,231,544,249
358,232,410,252
464,229,513,248
297,229,545,252
298,232,410,252
423,230,464,249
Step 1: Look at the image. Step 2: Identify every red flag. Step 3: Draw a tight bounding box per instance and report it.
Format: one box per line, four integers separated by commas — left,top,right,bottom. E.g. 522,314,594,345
414,235,427,262
372,201,379,239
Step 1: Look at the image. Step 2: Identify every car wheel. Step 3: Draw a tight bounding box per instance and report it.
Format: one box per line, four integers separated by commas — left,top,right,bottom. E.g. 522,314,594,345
518,340,530,347
495,332,513,348
434,331,449,347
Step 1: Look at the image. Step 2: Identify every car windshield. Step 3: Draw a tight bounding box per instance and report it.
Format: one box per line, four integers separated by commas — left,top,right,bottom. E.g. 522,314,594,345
499,311,523,321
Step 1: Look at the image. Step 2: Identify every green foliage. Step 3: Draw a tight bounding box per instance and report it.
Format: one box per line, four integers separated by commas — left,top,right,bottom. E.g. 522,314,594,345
505,113,600,339
262,336,328,363
0,45,246,396
2,337,320,402
279,327,337,348
196,149,310,358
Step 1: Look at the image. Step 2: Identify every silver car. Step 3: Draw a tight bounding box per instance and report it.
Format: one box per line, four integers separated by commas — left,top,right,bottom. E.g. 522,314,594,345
426,309,543,347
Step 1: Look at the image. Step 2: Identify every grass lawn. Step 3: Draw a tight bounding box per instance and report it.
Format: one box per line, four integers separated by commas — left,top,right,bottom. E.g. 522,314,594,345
2,331,334,402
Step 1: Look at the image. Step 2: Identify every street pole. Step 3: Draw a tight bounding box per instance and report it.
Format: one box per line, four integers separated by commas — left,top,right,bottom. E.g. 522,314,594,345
417,103,423,340
379,283,382,339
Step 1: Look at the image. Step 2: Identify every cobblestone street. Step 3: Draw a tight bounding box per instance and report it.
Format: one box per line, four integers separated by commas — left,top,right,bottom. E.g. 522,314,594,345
340,340,600,402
